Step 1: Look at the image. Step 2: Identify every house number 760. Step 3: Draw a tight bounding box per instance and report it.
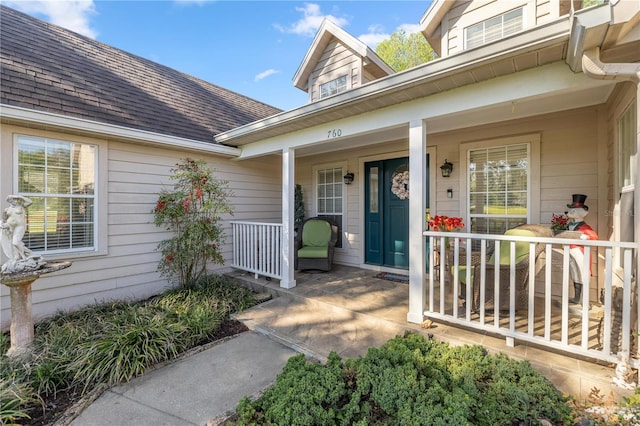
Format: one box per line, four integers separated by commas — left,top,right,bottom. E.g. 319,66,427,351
327,129,342,138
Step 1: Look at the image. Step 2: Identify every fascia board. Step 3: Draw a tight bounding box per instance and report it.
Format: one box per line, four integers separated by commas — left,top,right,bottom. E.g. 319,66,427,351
0,104,241,157
217,17,571,146
237,62,611,160
420,0,454,38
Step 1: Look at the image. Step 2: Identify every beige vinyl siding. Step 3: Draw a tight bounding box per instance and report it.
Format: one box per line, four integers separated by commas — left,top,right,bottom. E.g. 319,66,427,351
0,125,281,330
309,39,360,102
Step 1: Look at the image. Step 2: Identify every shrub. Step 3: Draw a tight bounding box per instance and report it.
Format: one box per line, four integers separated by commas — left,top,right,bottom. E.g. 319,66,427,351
233,332,574,425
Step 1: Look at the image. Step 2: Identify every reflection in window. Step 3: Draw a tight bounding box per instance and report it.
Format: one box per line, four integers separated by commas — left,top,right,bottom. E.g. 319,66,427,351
369,167,379,213
468,143,528,234
17,136,96,253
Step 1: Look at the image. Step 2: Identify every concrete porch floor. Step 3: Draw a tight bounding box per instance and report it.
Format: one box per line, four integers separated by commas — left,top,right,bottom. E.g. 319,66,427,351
227,264,632,401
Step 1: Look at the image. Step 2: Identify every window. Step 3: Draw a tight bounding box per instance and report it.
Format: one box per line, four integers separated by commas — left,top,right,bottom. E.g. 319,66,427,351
316,167,343,248
618,102,637,191
468,143,529,234
617,101,636,248
17,136,97,253
465,7,523,50
320,75,347,99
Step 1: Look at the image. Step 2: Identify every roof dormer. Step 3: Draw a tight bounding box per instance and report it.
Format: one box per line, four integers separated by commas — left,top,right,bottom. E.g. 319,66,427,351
420,0,586,58
293,19,394,103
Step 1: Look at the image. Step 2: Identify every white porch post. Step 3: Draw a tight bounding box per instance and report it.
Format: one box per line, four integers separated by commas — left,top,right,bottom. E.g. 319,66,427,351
407,119,427,323
281,147,297,289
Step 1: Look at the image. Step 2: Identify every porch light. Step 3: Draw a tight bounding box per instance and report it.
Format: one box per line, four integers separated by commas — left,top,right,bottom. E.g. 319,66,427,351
440,159,453,178
343,172,355,185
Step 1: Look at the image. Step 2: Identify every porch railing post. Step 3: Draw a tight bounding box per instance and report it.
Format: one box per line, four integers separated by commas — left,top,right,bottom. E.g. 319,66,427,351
407,119,426,324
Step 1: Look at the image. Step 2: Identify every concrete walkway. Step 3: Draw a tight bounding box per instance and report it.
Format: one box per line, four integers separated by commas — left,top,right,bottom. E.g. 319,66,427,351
70,332,297,426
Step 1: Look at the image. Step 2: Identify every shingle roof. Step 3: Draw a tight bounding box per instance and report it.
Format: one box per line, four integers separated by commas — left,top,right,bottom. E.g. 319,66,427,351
0,6,282,144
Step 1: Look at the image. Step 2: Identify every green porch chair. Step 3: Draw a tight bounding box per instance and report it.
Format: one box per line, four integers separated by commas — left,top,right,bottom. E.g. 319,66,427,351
295,217,338,272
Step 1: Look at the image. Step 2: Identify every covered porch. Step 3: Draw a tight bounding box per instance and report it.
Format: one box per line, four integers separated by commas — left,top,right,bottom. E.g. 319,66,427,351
230,221,639,388
227,263,630,400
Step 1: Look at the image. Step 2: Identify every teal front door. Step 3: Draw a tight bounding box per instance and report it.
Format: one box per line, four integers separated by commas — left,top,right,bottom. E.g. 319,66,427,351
365,157,410,269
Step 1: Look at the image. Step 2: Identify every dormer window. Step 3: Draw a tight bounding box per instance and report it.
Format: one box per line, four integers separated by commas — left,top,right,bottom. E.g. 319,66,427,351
320,75,348,99
464,7,523,50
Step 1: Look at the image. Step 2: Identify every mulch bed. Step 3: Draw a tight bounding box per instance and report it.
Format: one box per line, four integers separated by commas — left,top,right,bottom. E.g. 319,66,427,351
23,319,249,426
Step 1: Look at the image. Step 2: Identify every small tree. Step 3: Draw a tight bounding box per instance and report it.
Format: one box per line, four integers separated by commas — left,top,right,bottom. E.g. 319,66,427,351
376,29,436,72
153,158,233,288
294,184,305,230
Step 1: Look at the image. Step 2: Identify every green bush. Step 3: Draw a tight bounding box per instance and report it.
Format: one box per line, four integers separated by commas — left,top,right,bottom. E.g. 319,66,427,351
0,274,255,422
233,332,573,425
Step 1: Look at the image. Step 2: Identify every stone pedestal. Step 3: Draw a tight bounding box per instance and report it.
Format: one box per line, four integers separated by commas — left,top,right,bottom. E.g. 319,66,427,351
1,261,71,357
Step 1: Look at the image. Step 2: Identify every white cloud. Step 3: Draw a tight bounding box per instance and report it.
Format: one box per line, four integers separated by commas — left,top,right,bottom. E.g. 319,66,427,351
358,24,389,48
274,3,348,37
399,23,421,34
4,0,98,38
254,69,279,82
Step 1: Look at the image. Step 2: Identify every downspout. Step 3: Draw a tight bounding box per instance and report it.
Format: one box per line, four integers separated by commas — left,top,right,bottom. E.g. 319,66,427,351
582,47,640,384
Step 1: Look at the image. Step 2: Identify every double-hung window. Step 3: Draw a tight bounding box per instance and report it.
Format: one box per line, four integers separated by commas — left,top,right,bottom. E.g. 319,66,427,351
616,101,636,251
17,136,97,254
316,166,343,248
320,75,347,99
467,143,529,234
465,7,523,50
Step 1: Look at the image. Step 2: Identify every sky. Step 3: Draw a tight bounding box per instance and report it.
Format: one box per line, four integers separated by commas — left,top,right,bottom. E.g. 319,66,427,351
4,0,433,111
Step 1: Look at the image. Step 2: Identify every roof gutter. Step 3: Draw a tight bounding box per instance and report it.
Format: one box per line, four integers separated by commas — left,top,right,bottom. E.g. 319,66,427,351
0,104,241,157
582,47,640,83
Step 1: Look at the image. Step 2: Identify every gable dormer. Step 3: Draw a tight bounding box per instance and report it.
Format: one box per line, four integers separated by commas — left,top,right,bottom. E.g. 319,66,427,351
420,0,585,58
293,19,394,103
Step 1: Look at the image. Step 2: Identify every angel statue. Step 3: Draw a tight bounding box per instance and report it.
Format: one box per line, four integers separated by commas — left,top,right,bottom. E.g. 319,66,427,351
1,195,45,274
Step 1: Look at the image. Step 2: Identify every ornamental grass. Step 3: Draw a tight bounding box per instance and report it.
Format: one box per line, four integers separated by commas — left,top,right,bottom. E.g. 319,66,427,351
0,274,255,425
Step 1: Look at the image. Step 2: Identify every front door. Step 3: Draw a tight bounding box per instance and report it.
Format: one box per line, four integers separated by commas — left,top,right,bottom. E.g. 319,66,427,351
365,157,410,269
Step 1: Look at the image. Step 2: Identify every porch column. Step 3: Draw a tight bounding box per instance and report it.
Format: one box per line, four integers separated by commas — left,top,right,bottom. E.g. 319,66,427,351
407,119,427,323
281,147,296,289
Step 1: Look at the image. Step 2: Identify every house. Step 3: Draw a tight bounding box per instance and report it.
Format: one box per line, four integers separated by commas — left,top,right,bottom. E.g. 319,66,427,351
1,0,639,372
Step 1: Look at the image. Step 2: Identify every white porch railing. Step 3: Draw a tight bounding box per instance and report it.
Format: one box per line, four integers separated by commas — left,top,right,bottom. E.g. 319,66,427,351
424,231,639,369
231,221,282,280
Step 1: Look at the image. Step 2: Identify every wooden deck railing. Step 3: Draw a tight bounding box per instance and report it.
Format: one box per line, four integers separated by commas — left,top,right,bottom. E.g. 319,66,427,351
230,221,282,280
424,231,639,369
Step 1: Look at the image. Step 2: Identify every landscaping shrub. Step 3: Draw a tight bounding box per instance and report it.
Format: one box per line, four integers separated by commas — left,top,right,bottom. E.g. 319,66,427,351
233,332,574,425
153,158,234,288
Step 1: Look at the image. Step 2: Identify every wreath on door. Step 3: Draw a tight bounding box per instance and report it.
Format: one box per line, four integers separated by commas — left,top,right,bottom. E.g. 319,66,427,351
391,170,409,200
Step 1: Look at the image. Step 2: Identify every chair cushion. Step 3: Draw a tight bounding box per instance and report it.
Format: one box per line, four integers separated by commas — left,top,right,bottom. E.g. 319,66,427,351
302,219,331,247
298,246,329,259
489,229,536,265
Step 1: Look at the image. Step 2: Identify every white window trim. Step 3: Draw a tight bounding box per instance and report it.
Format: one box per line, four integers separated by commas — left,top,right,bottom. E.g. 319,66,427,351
460,134,541,231
312,162,347,250
12,133,108,260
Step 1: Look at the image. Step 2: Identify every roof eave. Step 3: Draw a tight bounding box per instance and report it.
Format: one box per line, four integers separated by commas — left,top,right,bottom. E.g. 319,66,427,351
216,16,572,147
1,104,241,157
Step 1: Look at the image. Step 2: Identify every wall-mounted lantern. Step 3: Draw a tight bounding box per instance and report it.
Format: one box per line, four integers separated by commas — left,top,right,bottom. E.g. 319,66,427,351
440,159,453,178
343,172,355,185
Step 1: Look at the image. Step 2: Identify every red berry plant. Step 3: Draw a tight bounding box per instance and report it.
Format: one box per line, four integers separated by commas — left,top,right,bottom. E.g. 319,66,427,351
153,158,233,288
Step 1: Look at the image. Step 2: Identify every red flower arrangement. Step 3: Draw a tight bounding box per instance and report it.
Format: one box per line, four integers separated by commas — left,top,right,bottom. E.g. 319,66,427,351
550,213,569,231
428,215,464,232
